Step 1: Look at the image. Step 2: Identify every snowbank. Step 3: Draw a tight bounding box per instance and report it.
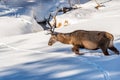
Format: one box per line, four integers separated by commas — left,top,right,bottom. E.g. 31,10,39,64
0,16,43,37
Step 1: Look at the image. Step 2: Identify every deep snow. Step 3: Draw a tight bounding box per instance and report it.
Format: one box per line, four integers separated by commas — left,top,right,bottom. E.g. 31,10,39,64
0,0,120,80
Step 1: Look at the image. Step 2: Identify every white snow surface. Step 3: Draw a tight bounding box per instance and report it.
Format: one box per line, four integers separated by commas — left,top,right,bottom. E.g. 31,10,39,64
0,0,120,80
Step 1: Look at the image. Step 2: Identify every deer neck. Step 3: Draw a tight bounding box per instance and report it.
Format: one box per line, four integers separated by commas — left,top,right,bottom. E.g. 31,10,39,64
57,33,71,44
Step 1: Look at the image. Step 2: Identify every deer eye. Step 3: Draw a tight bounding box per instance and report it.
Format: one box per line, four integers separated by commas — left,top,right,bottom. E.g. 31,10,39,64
52,38,56,41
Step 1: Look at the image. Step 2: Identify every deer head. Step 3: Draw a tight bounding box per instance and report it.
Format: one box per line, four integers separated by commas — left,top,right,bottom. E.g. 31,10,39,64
47,12,58,46
48,34,58,46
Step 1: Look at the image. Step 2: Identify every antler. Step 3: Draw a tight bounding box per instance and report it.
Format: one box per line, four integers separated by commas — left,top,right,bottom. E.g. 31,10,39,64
47,9,59,34
46,13,54,34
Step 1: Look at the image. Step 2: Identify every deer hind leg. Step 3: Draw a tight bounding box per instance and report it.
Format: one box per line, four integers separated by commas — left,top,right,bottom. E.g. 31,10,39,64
100,47,109,56
109,46,119,55
100,42,110,56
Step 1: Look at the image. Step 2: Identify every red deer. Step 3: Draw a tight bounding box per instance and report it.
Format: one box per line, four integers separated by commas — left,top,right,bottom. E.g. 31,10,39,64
47,14,119,56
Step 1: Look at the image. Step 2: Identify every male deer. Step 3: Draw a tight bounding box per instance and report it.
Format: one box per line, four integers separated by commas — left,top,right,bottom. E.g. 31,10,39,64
47,14,119,56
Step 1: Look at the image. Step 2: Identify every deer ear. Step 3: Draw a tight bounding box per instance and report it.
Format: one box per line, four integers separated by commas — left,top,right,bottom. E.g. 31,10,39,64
52,32,58,36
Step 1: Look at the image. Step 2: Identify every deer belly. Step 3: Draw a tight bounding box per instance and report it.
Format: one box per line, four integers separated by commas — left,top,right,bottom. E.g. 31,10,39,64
82,41,98,50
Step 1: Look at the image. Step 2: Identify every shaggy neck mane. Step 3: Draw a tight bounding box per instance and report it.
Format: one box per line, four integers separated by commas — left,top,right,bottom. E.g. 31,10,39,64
56,33,71,44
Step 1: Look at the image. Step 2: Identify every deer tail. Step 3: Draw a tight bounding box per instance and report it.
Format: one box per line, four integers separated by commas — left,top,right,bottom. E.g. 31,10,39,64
105,32,114,41
105,32,114,47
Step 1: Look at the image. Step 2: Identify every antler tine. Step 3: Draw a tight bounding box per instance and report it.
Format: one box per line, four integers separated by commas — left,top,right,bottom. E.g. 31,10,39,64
46,13,54,33
52,9,59,32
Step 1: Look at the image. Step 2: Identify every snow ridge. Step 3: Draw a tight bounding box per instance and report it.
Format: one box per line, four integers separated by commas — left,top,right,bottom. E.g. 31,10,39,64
0,42,41,53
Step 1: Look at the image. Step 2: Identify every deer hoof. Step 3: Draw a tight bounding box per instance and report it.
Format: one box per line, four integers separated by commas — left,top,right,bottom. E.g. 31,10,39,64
115,51,120,55
75,52,84,55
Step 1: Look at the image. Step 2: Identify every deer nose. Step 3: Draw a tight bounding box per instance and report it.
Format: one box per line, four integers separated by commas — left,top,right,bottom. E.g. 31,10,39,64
48,42,52,46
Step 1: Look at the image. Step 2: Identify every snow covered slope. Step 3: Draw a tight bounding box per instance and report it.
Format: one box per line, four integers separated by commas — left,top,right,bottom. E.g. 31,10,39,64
0,0,120,80
0,0,45,38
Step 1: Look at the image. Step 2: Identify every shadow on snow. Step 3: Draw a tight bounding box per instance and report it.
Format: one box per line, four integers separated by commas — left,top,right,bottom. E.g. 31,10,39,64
0,56,104,80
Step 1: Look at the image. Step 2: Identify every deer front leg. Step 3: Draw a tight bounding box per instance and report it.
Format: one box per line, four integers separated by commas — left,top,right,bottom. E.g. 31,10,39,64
72,45,80,55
